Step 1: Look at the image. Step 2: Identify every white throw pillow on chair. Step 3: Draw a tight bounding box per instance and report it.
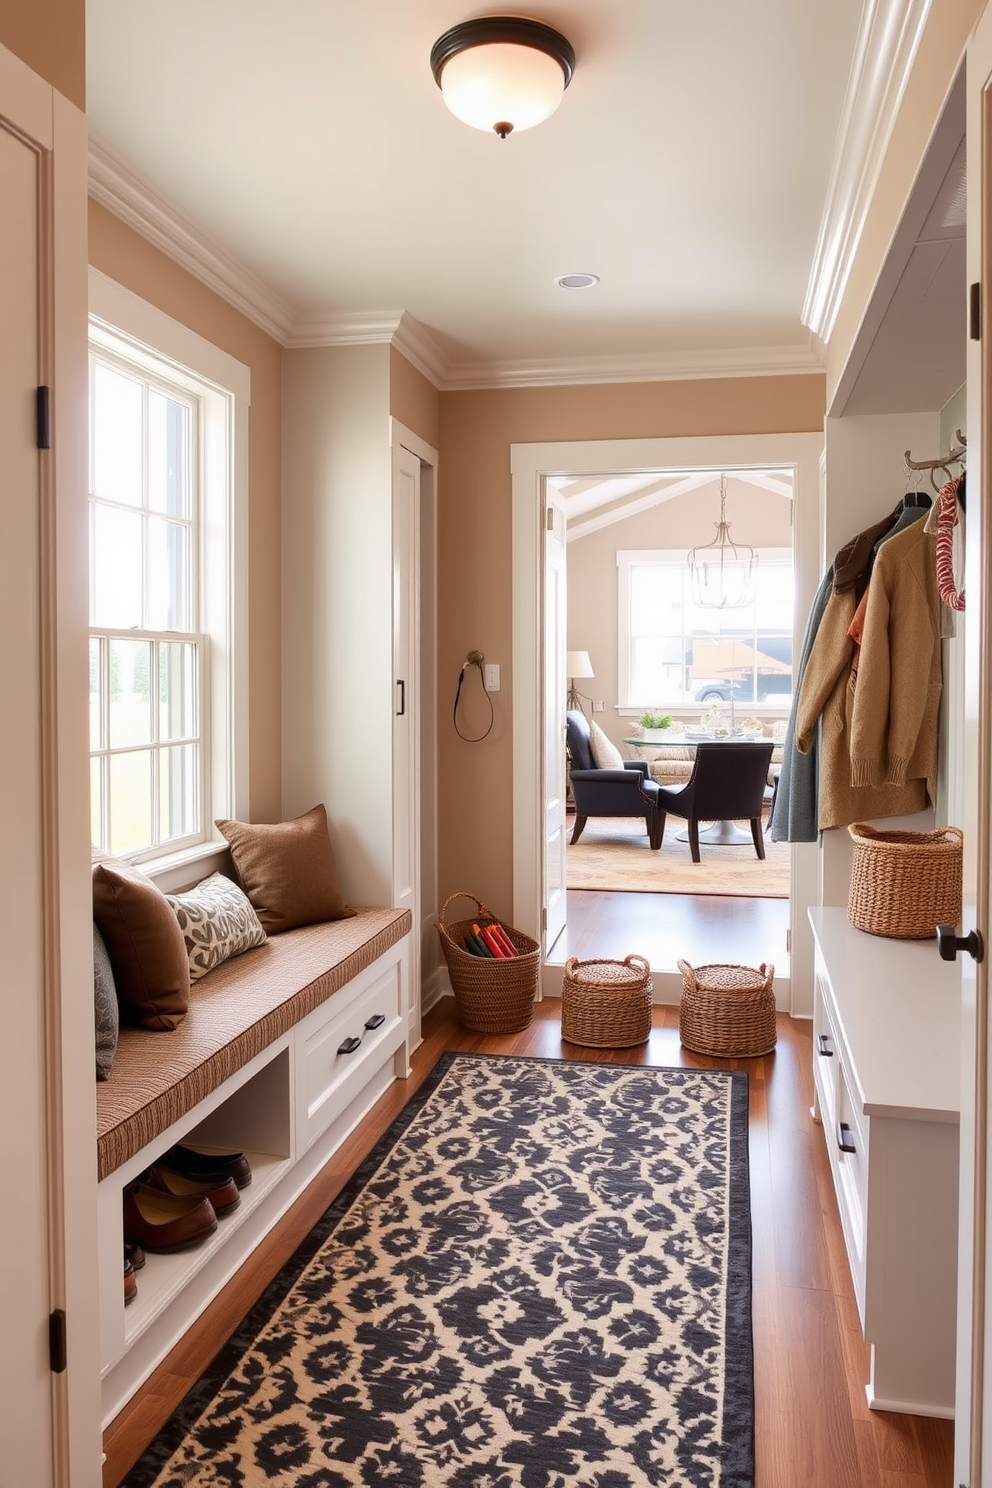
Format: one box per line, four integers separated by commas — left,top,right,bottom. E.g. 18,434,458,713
588,719,624,770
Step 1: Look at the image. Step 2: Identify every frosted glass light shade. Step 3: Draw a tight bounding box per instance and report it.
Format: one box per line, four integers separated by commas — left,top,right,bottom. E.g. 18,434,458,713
439,43,567,134
431,17,575,138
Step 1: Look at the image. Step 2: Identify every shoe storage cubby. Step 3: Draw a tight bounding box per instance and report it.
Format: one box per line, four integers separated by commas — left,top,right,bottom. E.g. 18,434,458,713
98,934,411,1428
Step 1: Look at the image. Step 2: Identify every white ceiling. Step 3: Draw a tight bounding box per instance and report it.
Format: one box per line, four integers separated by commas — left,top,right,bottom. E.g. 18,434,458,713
85,0,865,383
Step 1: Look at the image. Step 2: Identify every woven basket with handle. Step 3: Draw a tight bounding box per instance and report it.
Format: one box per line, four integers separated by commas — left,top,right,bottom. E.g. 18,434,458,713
561,955,653,1048
436,892,540,1033
677,960,776,1058
847,823,963,939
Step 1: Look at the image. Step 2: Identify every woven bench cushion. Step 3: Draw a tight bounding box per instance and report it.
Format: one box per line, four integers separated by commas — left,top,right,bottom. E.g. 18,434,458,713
96,907,410,1181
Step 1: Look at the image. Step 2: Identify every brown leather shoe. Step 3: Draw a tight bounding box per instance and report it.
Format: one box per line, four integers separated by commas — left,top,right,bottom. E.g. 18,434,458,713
123,1255,137,1306
123,1181,218,1253
145,1163,241,1217
163,1143,252,1190
124,1240,146,1271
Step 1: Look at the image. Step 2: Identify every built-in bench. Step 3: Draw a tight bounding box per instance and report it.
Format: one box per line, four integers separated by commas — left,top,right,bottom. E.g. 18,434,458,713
97,904,413,1426
96,906,410,1180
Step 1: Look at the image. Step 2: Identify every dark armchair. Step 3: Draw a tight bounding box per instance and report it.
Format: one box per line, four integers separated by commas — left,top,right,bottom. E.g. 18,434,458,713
566,710,664,850
654,740,775,861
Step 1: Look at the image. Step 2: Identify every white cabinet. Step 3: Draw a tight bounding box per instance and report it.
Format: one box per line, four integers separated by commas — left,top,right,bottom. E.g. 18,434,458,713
98,938,408,1426
809,907,960,1417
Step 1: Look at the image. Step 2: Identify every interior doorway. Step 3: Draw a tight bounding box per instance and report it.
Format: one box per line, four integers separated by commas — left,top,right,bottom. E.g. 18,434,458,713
558,463,794,906
511,431,824,1017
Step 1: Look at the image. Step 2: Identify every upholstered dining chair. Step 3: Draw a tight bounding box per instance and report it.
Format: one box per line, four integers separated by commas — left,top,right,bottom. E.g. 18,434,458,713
566,710,665,850
654,741,775,861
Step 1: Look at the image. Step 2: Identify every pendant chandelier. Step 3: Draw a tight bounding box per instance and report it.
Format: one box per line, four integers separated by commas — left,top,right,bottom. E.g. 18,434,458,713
687,474,758,609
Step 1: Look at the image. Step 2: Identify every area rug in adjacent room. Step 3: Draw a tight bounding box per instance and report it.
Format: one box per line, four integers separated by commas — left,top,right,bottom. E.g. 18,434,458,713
567,815,789,898
124,1053,753,1488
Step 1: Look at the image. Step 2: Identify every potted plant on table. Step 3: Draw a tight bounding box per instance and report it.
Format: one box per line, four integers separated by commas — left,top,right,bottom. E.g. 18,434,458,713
637,710,674,741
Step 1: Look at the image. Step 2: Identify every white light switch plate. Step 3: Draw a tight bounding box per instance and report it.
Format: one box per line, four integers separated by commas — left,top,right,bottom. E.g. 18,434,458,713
484,663,500,691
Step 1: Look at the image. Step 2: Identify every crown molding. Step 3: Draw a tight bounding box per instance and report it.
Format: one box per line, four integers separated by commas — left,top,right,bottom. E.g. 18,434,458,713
288,310,450,388
89,141,824,391
439,343,824,391
802,0,933,343
88,137,296,343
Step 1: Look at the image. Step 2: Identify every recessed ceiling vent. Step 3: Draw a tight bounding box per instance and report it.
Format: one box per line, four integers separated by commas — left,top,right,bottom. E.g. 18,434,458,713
555,273,599,289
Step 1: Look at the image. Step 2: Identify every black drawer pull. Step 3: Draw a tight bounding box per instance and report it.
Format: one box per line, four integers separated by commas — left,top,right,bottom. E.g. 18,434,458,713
364,1013,386,1031
817,1033,834,1058
837,1121,856,1155
337,1035,362,1055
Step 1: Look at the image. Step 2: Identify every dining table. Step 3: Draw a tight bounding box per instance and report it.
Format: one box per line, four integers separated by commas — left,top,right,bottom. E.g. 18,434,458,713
623,733,775,846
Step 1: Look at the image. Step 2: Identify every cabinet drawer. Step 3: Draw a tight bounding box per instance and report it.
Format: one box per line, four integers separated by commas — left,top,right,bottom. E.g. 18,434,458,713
812,971,840,1128
301,960,403,1148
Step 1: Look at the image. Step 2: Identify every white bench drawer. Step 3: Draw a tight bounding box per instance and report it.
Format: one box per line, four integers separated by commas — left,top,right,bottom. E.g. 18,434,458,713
300,958,404,1148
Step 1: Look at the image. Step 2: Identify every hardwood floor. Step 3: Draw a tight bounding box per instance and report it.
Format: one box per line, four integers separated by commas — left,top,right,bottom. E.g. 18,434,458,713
549,886,791,976
103,993,953,1488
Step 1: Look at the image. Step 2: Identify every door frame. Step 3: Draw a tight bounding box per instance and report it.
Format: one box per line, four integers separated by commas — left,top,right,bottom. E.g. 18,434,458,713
511,430,824,1015
389,418,440,1045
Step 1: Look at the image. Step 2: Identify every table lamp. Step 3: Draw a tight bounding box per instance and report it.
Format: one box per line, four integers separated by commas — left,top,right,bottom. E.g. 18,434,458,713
566,650,595,713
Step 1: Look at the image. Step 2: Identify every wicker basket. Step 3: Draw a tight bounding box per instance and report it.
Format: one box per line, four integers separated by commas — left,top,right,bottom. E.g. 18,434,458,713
436,893,541,1033
847,822,963,940
677,960,776,1058
561,955,653,1048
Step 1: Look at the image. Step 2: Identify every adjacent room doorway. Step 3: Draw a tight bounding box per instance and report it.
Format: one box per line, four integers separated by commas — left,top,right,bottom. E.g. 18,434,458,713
511,431,824,1016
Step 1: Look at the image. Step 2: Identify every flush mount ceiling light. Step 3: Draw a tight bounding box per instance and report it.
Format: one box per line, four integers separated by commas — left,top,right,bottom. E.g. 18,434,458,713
430,16,575,139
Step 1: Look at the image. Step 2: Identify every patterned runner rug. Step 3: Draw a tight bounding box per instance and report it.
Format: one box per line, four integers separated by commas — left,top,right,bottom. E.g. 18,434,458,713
125,1053,753,1488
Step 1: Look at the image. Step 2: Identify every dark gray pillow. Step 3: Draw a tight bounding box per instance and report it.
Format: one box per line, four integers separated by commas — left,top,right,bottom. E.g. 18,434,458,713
94,923,119,1081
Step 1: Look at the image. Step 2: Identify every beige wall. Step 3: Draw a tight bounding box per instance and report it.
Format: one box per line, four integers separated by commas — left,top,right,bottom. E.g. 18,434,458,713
88,202,285,820
435,374,825,915
390,347,440,451
0,0,84,107
826,0,984,404
282,344,395,905
568,481,792,751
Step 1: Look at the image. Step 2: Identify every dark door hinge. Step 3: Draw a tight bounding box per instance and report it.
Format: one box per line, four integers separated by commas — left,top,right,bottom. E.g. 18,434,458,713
49,1309,66,1373
970,282,982,341
36,386,50,449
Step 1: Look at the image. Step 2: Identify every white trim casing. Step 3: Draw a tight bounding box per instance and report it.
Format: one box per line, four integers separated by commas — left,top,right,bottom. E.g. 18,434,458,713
511,432,824,1019
803,0,934,343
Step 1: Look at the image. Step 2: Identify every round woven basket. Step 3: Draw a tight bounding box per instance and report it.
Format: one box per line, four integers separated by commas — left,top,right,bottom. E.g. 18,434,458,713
561,955,653,1048
847,822,963,939
677,960,776,1058
436,893,540,1033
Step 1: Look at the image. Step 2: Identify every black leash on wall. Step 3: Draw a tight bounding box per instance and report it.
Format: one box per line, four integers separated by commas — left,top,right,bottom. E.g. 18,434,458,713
453,650,494,742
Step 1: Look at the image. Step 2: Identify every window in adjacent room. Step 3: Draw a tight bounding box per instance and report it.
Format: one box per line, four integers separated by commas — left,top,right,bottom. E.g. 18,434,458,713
88,274,249,867
617,548,795,711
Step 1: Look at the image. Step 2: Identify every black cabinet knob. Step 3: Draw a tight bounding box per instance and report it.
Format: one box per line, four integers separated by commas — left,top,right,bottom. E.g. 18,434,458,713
364,1013,386,1030
936,924,984,963
337,1035,362,1055
837,1122,856,1155
817,1033,834,1058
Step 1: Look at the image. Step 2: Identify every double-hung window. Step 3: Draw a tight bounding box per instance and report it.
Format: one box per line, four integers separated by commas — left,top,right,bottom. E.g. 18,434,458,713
88,271,249,871
89,354,202,857
617,548,794,711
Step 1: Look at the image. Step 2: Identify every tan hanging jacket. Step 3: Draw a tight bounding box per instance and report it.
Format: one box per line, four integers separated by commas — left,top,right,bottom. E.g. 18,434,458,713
794,517,926,830
849,517,941,801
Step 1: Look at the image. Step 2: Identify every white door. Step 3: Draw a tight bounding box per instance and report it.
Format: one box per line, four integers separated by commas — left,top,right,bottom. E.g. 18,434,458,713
957,15,992,1485
544,489,568,953
0,48,99,1486
392,440,421,980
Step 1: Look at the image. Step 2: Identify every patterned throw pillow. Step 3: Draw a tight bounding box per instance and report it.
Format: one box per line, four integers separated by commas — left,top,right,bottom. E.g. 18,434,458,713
166,872,267,983
588,718,624,769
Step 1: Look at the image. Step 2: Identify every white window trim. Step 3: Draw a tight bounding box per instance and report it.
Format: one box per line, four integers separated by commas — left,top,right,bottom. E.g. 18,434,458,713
616,545,794,712
88,267,250,887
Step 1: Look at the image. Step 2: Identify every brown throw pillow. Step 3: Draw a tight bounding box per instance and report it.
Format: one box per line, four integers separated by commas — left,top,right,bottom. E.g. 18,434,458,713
92,857,190,1031
214,803,355,934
